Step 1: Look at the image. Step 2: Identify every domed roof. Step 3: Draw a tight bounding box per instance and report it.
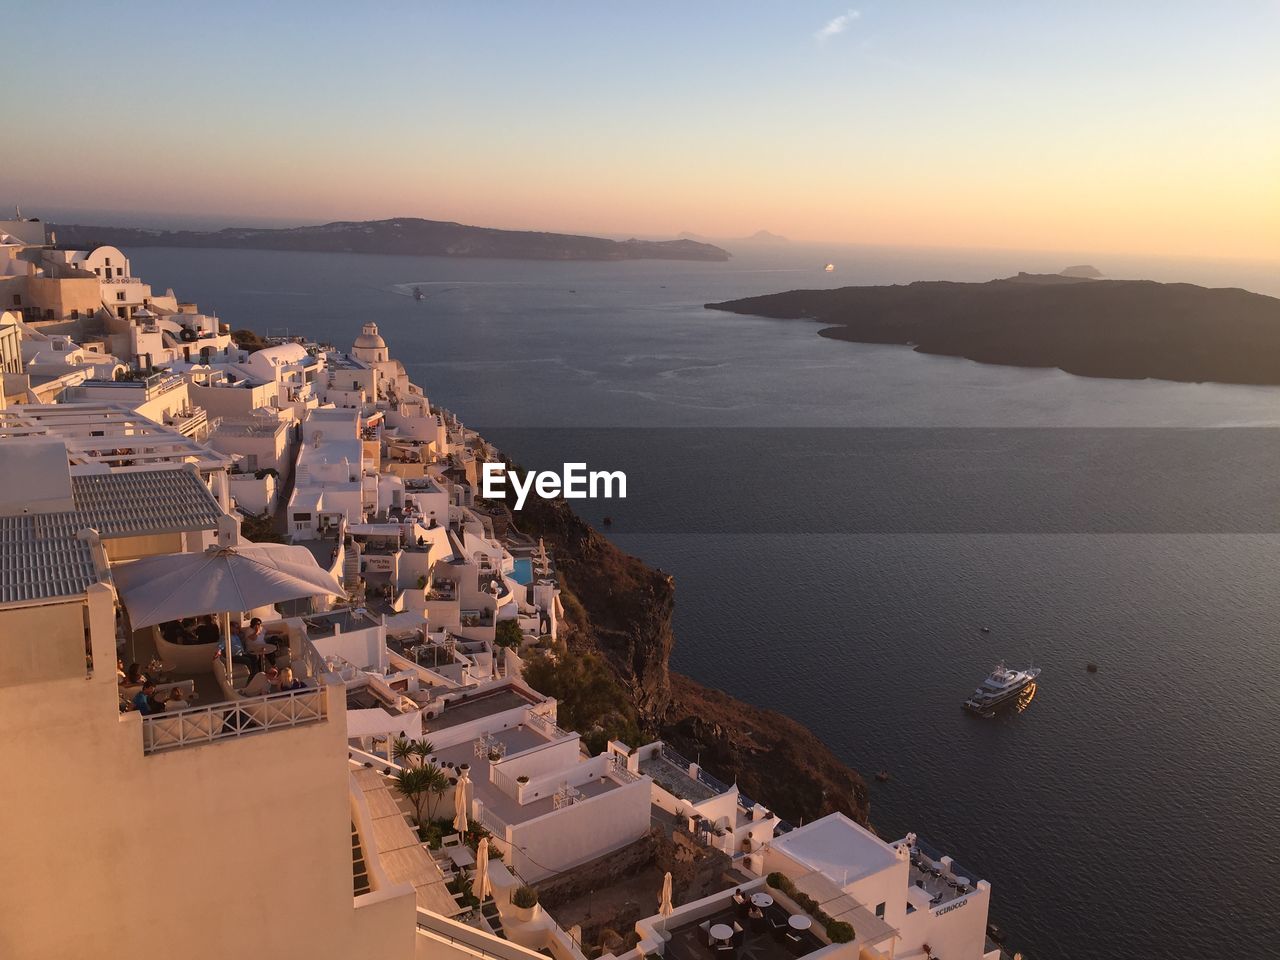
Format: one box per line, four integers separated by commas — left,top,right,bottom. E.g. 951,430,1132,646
353,322,386,350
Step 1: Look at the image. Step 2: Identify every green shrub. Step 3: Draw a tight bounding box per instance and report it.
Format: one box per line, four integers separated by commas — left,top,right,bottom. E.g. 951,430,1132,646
512,885,540,908
494,618,523,649
826,921,854,943
766,872,787,890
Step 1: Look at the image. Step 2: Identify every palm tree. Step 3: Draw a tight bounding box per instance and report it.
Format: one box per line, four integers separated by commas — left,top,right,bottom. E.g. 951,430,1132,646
392,736,436,769
394,766,435,826
421,763,449,820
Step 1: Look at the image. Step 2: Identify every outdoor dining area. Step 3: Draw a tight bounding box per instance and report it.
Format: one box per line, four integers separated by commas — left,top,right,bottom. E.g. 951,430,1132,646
661,889,825,960
109,539,344,750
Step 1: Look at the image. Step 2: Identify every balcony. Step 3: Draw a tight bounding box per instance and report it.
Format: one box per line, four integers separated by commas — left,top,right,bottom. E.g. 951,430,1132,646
141,684,328,754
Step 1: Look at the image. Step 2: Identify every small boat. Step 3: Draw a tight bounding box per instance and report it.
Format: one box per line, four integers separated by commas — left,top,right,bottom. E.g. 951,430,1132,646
1086,662,1098,673
823,263,835,272
963,661,1041,716
875,770,891,783
980,626,991,633
413,286,425,301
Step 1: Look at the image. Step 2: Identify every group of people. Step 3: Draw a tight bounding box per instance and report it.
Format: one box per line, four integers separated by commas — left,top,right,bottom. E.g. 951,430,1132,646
117,659,192,716
160,613,223,646
118,614,303,716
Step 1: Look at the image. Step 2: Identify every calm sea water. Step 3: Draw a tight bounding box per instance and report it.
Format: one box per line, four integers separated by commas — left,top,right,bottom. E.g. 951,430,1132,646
129,243,1280,960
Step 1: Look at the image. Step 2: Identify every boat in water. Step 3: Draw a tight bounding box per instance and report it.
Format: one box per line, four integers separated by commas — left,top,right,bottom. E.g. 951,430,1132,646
963,661,1041,715
413,285,425,301
823,263,835,272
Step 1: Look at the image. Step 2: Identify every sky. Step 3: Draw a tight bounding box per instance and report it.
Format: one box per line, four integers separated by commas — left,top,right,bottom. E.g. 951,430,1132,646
2,1,1278,260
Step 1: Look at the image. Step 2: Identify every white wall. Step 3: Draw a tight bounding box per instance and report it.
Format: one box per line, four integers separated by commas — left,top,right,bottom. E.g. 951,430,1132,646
505,777,652,883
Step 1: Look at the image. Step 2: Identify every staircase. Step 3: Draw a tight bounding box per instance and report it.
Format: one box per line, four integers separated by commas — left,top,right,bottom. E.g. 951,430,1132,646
342,545,361,595
352,822,371,896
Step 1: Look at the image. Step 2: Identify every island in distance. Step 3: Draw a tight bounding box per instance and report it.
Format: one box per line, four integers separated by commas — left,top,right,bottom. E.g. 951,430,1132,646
707,273,1280,386
51,217,731,263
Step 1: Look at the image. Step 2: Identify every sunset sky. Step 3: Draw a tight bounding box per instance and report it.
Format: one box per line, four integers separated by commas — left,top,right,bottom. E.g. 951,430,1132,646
4,1,1277,259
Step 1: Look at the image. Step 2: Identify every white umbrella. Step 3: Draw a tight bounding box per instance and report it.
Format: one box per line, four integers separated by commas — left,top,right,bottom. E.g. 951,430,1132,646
473,837,491,902
453,768,470,833
657,870,675,941
112,542,345,629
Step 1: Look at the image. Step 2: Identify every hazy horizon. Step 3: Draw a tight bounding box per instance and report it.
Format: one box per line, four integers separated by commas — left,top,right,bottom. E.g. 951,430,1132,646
4,1,1277,261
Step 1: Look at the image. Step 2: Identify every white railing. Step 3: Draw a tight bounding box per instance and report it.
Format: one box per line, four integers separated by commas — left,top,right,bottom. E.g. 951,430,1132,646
489,762,521,800
476,802,508,840
141,685,327,754
526,710,568,741
611,753,640,784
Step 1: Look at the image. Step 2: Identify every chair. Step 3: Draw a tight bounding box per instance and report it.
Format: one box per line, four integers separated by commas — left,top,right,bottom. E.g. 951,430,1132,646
442,833,461,847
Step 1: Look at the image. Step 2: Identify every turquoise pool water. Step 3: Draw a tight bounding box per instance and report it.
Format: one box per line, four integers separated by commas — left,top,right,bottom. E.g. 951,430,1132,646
511,558,533,585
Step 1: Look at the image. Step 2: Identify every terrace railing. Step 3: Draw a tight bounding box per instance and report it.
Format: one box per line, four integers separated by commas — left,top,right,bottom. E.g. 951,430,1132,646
526,711,568,741
476,802,509,841
141,685,327,754
610,753,640,784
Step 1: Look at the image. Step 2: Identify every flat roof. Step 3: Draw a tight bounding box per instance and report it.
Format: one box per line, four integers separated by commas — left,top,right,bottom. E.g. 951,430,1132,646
0,466,224,605
0,403,228,471
769,813,901,886
423,686,540,732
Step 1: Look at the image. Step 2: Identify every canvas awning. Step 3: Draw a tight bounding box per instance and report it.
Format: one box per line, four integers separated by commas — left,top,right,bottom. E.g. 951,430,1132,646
112,542,345,629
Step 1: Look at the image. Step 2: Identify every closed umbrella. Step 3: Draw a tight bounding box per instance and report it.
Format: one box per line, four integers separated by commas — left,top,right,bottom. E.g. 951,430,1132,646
659,870,674,940
453,768,470,833
473,837,491,902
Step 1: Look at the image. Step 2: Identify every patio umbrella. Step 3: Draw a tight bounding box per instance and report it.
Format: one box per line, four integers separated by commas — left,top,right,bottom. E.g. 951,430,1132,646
473,837,491,902
112,542,345,630
659,870,674,916
453,768,470,833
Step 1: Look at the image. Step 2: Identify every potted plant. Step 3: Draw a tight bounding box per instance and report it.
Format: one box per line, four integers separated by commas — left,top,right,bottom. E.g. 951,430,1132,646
516,775,529,784
511,884,541,922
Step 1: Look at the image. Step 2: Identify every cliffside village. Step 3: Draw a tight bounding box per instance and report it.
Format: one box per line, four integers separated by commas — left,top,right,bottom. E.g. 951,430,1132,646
0,213,1008,960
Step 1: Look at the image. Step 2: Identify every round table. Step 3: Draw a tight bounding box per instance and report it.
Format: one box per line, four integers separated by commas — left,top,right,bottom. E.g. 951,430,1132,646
247,641,277,671
788,915,812,932
709,924,734,943
751,893,773,908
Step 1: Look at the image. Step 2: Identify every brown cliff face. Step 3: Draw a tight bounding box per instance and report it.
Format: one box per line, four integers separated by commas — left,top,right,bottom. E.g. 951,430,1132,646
513,496,870,827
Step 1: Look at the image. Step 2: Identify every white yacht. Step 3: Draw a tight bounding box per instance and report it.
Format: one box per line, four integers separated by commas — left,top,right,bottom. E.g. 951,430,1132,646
963,661,1041,715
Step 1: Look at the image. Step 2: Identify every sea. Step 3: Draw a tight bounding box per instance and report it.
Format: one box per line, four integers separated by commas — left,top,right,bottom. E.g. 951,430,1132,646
127,241,1280,960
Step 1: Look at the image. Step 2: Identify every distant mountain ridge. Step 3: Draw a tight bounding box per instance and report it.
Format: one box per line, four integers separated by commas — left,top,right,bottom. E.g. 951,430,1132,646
707,275,1280,386
51,217,731,262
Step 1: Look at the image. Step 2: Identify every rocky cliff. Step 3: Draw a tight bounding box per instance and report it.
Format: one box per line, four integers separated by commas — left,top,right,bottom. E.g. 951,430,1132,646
514,494,870,827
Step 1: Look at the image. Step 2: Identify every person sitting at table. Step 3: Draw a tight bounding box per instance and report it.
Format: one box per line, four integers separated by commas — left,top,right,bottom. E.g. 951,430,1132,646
215,633,256,679
116,659,127,684
276,666,305,692
131,681,163,715
124,662,147,685
242,669,275,697
242,617,265,648
166,687,192,711
193,614,220,645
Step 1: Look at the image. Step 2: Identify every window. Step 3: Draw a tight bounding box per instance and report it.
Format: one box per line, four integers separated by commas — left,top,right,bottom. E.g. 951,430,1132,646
44,309,53,320
11,295,19,306
94,267,101,276
293,513,312,522
116,267,124,277
116,292,126,301
117,307,125,318
875,902,886,919
70,309,79,319
105,257,111,266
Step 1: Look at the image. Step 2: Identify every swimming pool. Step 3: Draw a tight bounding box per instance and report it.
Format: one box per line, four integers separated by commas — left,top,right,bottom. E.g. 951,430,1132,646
511,558,533,585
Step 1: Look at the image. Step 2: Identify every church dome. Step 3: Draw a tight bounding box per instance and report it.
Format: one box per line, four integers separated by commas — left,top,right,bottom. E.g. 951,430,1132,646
353,322,386,351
